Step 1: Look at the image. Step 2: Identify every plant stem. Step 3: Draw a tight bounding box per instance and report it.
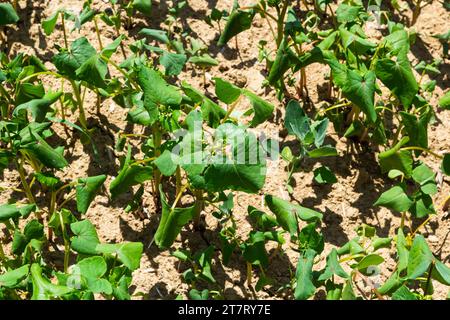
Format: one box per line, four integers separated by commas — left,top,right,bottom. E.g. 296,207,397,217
95,89,101,114
323,101,352,114
103,56,139,89
69,79,88,130
93,17,103,50
412,215,433,237
411,0,421,26
61,12,69,49
175,166,182,196
276,2,288,48
246,262,252,288
221,96,242,123
59,211,70,273
15,158,35,205
48,190,56,240
57,193,75,211
400,212,406,229
193,189,204,230
152,124,162,197
257,4,277,42
0,241,5,262
114,24,127,59
59,78,66,119
400,146,443,159
0,83,12,105
202,67,206,87
19,71,63,83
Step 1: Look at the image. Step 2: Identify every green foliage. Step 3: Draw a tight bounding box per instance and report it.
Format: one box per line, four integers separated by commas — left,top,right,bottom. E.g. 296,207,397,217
0,0,448,301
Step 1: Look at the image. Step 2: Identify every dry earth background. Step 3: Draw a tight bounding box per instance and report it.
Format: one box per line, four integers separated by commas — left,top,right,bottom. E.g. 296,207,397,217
1,0,449,299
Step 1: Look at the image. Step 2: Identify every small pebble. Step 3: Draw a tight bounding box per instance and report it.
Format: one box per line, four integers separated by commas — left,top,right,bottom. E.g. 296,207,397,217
428,235,439,243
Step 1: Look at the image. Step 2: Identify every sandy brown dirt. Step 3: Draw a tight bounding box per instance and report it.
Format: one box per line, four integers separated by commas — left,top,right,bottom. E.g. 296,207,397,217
0,0,449,299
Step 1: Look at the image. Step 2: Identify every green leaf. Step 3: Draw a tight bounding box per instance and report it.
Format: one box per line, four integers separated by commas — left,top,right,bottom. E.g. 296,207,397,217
265,194,322,232
181,82,226,127
241,232,269,267
0,3,19,26
30,264,73,300
294,249,317,300
392,285,417,300
342,279,356,300
284,100,311,141
311,118,329,147
341,70,377,123
400,110,431,150
160,51,187,76
76,175,106,214
219,230,236,266
110,146,153,199
53,37,96,79
248,206,278,230
75,55,108,88
412,163,435,186
76,256,112,294
76,5,95,29
22,130,68,169
171,249,191,262
374,185,413,212
48,208,77,236
42,10,60,35
378,137,413,176
137,66,182,124
442,154,450,176
407,235,434,280
378,270,402,295
318,249,349,281
397,228,409,272
336,3,362,24
188,54,219,67
410,192,435,218
0,203,36,222
201,99,226,128
133,0,152,16
139,28,170,44
356,254,384,270
12,230,28,255
70,219,100,255
35,172,61,189
313,166,337,184
214,77,242,104
438,91,450,109
307,146,338,158
189,289,209,300
375,53,418,108
127,105,152,125
154,150,179,176
432,260,450,286
204,127,266,193
14,91,63,122
96,242,143,271
242,90,274,127
299,223,324,254
267,37,298,85
0,265,30,288
217,9,255,46
195,246,216,283
154,188,195,249
339,28,376,55
101,35,125,59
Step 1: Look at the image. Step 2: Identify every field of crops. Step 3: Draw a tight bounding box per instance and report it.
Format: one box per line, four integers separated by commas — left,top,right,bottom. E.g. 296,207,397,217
0,0,449,300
